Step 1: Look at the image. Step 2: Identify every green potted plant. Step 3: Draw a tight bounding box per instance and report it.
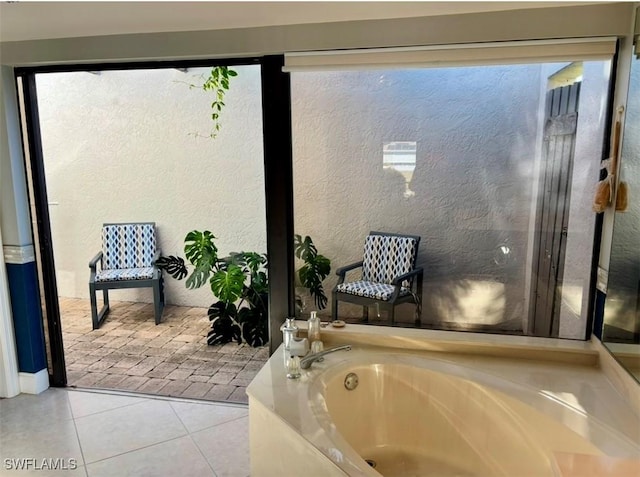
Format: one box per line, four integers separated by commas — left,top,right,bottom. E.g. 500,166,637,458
164,68,331,343
294,234,331,314
158,231,330,347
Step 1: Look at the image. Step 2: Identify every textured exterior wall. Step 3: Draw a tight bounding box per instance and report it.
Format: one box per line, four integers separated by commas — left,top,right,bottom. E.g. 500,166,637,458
292,64,608,332
292,66,543,327
36,66,266,308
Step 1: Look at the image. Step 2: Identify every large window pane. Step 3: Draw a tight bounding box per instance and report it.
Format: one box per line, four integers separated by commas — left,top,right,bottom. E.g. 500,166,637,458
292,61,610,337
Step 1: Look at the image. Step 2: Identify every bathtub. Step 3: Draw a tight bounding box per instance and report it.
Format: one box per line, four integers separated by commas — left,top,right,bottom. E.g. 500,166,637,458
248,344,640,477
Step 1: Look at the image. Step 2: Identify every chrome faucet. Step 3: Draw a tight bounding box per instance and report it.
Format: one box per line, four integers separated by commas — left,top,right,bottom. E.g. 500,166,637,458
300,345,352,369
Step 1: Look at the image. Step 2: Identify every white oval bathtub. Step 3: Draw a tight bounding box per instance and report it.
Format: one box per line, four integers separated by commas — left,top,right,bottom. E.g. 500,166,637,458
306,353,640,477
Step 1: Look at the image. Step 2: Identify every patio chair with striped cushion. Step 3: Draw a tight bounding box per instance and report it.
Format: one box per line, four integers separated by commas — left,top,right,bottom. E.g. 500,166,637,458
332,231,423,326
89,222,164,329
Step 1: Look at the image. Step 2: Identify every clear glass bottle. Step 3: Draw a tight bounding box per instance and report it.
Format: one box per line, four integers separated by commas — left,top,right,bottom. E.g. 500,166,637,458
307,310,321,343
282,317,298,352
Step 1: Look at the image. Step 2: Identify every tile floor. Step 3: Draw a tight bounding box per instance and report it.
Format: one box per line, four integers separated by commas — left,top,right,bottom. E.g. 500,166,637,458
0,388,250,476
61,298,268,404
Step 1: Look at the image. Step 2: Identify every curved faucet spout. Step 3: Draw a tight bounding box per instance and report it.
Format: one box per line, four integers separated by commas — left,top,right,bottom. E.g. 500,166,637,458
300,345,352,369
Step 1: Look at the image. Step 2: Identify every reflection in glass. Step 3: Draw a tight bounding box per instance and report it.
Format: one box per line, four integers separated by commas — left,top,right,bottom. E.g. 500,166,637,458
292,61,611,337
383,141,417,198
602,47,640,381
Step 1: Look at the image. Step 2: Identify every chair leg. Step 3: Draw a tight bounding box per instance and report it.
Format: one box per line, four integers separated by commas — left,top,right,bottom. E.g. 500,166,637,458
90,286,110,329
90,284,99,330
362,305,369,323
153,278,163,325
389,306,395,326
332,294,338,321
415,273,423,327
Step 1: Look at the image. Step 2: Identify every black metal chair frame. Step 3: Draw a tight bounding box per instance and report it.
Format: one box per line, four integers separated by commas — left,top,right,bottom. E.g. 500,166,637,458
332,231,424,326
89,222,165,329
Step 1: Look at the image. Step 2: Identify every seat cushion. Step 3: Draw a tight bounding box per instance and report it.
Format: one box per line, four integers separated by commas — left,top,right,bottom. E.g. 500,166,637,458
95,267,155,282
336,280,410,301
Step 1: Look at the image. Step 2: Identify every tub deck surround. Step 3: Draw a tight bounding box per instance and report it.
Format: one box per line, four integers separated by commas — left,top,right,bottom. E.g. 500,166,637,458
294,320,600,364
590,336,640,419
247,330,640,477
553,452,640,477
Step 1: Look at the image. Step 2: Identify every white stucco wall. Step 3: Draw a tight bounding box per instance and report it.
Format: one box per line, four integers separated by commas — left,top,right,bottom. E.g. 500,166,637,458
36,65,266,308
292,65,543,327
292,63,610,330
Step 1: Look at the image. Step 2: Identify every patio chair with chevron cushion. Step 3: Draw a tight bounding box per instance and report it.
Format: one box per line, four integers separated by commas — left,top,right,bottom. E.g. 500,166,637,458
89,222,164,329
332,231,423,326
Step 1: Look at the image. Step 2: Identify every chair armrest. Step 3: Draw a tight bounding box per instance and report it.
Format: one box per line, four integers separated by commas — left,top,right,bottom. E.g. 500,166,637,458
335,261,364,286
388,267,424,301
89,252,103,271
335,261,364,277
89,251,102,283
392,267,424,286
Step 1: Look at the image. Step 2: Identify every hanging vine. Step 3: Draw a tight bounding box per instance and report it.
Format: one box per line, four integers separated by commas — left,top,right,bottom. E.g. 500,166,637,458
201,66,237,138
181,66,237,138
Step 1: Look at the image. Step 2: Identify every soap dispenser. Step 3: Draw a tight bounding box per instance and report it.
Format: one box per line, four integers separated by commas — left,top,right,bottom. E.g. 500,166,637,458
307,310,321,343
282,317,298,352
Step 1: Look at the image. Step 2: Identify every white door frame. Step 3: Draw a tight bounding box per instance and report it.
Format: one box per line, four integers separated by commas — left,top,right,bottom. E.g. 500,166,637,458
0,225,21,397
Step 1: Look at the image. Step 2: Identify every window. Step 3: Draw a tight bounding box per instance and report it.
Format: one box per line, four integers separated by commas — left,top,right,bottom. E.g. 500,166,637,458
292,58,612,338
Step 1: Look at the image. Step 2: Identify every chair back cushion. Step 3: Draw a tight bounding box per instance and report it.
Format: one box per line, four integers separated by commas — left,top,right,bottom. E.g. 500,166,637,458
102,223,156,270
362,234,419,286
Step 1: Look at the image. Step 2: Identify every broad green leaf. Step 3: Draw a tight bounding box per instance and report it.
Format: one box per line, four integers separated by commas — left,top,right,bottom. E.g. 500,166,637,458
294,234,317,261
239,308,268,347
207,315,242,345
186,261,212,289
184,230,218,268
155,255,188,280
210,265,245,303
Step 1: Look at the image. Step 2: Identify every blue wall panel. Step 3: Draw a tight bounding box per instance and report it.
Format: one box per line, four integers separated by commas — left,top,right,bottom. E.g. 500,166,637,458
6,262,47,373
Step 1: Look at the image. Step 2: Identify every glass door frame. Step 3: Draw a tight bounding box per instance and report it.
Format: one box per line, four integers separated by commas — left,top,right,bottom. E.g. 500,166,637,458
15,55,295,386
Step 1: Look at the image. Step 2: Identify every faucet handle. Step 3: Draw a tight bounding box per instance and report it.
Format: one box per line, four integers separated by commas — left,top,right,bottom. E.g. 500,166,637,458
311,340,324,355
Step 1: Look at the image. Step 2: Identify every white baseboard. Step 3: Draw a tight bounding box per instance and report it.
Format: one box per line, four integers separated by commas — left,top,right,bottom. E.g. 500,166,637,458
19,369,49,394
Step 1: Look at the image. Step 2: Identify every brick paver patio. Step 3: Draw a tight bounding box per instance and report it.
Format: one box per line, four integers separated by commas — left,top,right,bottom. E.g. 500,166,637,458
60,297,268,403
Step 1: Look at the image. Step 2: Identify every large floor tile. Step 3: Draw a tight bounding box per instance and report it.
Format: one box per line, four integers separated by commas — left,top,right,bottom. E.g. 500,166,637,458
0,419,85,471
192,416,250,477
67,390,145,418
0,389,72,433
74,399,187,463
86,436,214,477
169,400,248,433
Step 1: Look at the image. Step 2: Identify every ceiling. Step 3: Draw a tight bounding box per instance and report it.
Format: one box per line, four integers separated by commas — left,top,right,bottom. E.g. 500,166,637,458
0,1,602,43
